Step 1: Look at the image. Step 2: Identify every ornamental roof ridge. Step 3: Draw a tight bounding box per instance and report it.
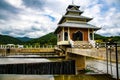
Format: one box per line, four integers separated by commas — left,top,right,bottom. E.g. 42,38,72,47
66,4,80,11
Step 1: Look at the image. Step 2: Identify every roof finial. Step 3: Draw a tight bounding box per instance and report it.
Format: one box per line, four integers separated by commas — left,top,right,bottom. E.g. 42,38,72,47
72,0,74,4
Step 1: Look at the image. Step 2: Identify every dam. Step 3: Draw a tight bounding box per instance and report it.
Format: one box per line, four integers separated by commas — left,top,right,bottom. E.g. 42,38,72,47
0,44,119,79
0,3,119,80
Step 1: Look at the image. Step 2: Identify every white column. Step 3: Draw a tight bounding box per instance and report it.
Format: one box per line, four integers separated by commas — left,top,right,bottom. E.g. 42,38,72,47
62,27,64,41
68,27,70,40
92,29,94,40
88,29,90,41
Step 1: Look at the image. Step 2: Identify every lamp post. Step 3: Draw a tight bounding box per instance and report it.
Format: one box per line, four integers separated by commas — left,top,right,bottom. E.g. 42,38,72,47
106,42,119,80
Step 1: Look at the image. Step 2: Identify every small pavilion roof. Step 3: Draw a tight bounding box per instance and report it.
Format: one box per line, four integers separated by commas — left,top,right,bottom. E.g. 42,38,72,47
54,22,101,33
59,22,100,29
65,9,83,15
67,5,80,9
58,15,93,24
64,15,92,20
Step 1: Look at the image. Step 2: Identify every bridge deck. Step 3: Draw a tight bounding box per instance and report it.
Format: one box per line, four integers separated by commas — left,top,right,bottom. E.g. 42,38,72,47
67,48,120,62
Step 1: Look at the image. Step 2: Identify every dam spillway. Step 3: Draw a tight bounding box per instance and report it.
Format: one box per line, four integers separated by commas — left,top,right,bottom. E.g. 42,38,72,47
0,58,75,75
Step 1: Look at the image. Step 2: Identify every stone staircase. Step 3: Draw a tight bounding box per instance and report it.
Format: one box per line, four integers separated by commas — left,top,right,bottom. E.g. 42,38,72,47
73,41,93,49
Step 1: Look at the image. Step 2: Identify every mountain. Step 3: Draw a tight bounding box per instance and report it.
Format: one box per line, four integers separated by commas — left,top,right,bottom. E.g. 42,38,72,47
0,34,22,44
16,37,32,42
94,34,106,40
25,32,57,45
25,33,120,46
0,33,119,45
94,34,120,42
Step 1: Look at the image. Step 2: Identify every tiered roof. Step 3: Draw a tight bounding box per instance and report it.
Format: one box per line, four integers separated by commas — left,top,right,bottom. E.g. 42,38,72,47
55,4,100,33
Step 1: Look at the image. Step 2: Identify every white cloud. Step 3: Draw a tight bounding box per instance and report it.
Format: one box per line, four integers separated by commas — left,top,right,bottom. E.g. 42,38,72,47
0,0,120,38
25,31,45,38
95,7,120,36
79,0,120,36
5,0,24,8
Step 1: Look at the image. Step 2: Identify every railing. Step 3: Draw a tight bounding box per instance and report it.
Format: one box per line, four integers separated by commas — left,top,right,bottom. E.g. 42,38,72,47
69,41,93,49
95,42,120,48
0,45,56,49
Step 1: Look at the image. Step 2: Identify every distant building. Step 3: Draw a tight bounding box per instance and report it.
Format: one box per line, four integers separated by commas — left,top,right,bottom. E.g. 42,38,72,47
7,44,15,48
54,4,100,47
6,44,23,48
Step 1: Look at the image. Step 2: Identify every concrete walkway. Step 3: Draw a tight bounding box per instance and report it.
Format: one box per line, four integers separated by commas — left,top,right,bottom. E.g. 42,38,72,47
54,74,116,80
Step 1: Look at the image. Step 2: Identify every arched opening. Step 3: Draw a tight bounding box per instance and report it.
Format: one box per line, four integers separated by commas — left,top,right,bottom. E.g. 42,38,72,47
64,32,68,41
73,31,83,41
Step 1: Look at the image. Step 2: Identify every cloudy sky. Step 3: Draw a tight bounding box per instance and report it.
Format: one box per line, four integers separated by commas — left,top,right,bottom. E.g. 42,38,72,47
0,0,120,38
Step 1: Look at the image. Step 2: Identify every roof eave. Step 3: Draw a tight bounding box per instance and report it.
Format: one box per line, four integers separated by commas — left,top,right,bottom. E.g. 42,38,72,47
94,27,101,31
66,9,84,14
58,25,101,30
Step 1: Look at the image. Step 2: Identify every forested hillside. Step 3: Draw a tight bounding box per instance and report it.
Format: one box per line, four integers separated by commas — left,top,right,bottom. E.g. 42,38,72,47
0,33,119,45
16,37,32,42
94,34,120,42
0,35,22,44
25,32,57,45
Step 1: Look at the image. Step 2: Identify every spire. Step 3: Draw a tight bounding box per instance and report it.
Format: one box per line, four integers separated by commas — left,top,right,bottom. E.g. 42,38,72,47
72,0,74,5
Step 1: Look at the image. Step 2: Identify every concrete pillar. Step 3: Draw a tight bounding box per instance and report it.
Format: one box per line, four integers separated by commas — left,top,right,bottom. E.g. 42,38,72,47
67,52,86,71
68,27,70,40
92,29,94,40
88,29,90,41
75,55,86,71
62,27,64,41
